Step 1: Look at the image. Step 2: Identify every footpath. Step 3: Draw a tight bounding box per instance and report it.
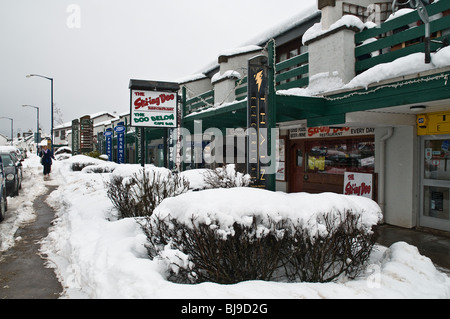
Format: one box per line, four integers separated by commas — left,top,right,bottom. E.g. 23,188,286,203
0,185,63,299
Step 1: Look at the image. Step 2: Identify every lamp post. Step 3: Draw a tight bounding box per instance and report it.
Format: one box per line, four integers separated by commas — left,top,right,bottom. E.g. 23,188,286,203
26,74,53,151
22,105,40,153
0,117,13,145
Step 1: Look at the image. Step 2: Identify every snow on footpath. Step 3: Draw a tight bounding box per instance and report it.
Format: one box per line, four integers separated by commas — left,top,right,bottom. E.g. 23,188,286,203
0,154,49,252
5,154,445,299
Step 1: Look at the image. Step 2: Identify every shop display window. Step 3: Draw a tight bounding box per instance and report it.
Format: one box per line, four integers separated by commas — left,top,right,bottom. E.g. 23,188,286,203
424,139,450,180
305,138,375,175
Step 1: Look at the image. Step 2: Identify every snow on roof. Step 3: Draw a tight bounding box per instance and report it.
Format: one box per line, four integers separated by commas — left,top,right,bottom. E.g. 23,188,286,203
176,73,208,84
278,46,450,97
218,45,262,58
303,15,366,45
192,4,320,78
211,70,242,85
243,4,320,47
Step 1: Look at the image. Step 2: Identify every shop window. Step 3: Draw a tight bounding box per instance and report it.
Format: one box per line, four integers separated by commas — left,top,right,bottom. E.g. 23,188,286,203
424,139,450,180
305,138,374,175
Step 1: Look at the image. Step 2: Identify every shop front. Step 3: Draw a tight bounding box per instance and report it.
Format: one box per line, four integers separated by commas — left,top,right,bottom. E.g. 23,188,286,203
418,112,450,232
288,126,376,199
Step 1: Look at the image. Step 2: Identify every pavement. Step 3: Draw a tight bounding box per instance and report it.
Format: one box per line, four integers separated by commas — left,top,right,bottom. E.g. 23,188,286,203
0,185,63,299
0,183,449,299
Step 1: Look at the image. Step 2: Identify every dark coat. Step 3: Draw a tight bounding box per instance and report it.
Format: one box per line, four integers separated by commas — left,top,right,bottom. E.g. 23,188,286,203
40,149,55,165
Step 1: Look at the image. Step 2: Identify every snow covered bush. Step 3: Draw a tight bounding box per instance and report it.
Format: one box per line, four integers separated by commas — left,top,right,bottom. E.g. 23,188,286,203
142,215,289,284
105,167,190,218
68,155,110,171
202,164,251,189
141,188,382,284
282,211,376,282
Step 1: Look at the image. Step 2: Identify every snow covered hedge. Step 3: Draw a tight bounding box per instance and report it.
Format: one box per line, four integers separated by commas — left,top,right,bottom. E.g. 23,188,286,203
105,167,190,218
141,188,382,284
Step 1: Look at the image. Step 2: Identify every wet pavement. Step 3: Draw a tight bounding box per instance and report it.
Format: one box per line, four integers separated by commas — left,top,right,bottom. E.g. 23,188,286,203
0,185,63,299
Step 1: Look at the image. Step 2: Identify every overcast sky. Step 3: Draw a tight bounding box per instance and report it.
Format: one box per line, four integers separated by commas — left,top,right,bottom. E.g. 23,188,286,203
0,0,317,139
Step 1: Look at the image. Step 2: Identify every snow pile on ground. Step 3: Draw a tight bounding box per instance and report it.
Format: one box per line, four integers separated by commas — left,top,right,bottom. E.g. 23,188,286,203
3,154,450,298
37,155,450,298
0,155,48,252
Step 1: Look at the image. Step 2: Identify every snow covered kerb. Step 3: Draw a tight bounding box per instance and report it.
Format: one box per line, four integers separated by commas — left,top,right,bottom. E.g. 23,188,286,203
153,188,382,238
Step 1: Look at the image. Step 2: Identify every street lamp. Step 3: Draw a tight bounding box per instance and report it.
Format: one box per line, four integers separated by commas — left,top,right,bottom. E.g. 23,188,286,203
26,74,54,151
0,117,13,145
22,105,40,153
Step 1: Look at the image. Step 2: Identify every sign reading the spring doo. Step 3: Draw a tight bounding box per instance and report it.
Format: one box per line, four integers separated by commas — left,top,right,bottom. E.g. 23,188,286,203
131,90,177,128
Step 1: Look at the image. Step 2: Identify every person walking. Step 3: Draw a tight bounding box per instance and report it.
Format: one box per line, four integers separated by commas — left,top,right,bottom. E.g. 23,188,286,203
39,144,55,178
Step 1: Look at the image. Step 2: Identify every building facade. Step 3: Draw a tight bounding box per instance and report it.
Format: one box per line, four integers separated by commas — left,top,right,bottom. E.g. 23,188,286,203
173,0,450,233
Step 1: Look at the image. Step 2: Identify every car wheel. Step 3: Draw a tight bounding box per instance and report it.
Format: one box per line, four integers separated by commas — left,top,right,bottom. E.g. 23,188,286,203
0,193,6,222
13,176,19,197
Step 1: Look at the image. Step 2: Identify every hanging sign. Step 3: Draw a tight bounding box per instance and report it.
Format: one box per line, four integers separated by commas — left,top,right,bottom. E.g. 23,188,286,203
114,123,126,164
104,128,113,162
131,90,177,128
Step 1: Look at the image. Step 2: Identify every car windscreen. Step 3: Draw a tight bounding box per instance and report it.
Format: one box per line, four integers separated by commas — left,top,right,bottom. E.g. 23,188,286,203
0,154,14,167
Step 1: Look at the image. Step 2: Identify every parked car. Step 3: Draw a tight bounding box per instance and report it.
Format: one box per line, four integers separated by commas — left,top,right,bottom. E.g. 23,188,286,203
0,155,8,221
0,151,22,197
0,146,24,183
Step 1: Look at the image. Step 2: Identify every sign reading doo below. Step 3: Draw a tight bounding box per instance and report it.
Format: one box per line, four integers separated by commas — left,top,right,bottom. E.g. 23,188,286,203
131,90,177,128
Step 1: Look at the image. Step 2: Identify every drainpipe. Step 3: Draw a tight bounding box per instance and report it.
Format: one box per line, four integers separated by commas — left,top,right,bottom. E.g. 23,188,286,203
379,127,394,220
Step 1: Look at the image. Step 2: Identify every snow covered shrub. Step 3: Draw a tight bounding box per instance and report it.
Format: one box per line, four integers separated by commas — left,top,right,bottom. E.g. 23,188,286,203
141,188,382,284
203,164,251,188
81,163,117,174
141,215,289,284
105,168,190,218
282,211,376,283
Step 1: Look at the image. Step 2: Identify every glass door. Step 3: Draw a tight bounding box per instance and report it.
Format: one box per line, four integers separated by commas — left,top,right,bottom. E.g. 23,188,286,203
420,136,450,232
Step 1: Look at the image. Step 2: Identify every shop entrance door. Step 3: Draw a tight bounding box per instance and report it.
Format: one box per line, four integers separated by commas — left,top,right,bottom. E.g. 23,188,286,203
289,140,306,193
420,135,450,232
288,140,345,194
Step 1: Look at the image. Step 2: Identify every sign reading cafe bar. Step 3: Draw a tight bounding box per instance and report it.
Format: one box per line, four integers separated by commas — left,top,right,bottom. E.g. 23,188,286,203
131,90,177,128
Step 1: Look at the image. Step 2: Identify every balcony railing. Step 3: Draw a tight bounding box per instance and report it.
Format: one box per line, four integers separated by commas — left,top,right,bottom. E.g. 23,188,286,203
355,0,450,74
183,51,310,116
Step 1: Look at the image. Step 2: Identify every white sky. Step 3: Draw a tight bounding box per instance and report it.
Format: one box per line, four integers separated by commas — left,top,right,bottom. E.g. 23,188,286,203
0,0,317,138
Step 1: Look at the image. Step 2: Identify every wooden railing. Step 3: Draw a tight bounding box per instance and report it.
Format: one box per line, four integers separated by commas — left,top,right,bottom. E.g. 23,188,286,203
355,1,450,74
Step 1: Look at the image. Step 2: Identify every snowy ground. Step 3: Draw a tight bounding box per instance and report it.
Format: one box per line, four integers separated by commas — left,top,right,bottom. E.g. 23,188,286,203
1,154,449,299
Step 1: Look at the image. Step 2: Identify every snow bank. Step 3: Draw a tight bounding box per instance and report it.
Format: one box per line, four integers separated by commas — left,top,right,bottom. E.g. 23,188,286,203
153,188,382,240
1,155,443,298
0,154,48,251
